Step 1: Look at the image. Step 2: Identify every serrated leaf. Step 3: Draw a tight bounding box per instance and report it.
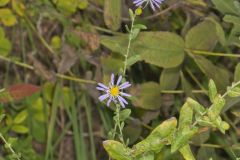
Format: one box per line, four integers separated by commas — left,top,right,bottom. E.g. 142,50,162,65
104,0,121,31
103,140,132,160
208,79,218,103
160,67,180,90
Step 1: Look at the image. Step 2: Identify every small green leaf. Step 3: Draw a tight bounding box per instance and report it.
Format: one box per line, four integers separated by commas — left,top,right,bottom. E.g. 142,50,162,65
11,125,29,134
0,8,17,26
208,79,218,103
126,54,141,67
13,110,28,124
160,67,180,90
179,102,193,130
179,144,196,160
118,109,131,122
186,98,206,115
103,140,132,160
207,95,225,120
136,152,154,160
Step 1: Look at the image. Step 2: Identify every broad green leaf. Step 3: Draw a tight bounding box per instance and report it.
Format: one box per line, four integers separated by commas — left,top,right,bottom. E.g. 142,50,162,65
186,98,206,115
0,8,17,26
179,145,196,160
101,32,185,68
103,140,132,160
13,110,28,124
193,55,230,92
207,18,226,46
104,0,121,31
180,71,195,99
211,0,239,16
11,124,29,134
223,15,240,47
197,147,218,160
185,20,218,51
234,63,240,82
132,118,177,157
207,95,225,120
0,0,9,6
131,82,161,110
160,67,180,90
101,56,124,74
208,79,217,103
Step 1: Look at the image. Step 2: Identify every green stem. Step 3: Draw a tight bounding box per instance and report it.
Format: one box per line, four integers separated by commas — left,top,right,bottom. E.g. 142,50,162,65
0,133,21,160
186,49,240,58
123,14,136,75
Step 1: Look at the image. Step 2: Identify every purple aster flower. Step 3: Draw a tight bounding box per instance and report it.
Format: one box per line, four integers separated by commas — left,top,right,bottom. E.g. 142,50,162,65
133,0,165,11
96,74,131,108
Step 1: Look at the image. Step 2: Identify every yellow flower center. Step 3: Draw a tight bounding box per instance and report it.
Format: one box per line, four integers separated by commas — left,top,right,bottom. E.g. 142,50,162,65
110,86,119,97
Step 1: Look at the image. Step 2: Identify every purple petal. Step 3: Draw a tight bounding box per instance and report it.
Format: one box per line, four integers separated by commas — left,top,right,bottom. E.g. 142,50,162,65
98,94,109,101
96,87,107,91
111,73,115,86
150,1,156,11
118,96,125,108
107,97,112,106
118,96,128,105
116,75,122,85
119,82,131,89
120,92,131,97
98,83,108,90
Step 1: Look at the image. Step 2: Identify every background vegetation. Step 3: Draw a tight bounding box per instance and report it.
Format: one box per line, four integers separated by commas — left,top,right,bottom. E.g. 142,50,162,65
0,0,240,159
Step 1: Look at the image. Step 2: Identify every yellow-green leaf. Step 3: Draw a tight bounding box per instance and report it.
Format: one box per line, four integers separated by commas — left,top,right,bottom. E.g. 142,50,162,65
11,124,29,134
0,8,17,26
13,110,28,124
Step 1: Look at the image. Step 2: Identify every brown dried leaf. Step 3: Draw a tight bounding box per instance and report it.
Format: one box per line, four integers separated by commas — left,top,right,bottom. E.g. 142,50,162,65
58,44,78,74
